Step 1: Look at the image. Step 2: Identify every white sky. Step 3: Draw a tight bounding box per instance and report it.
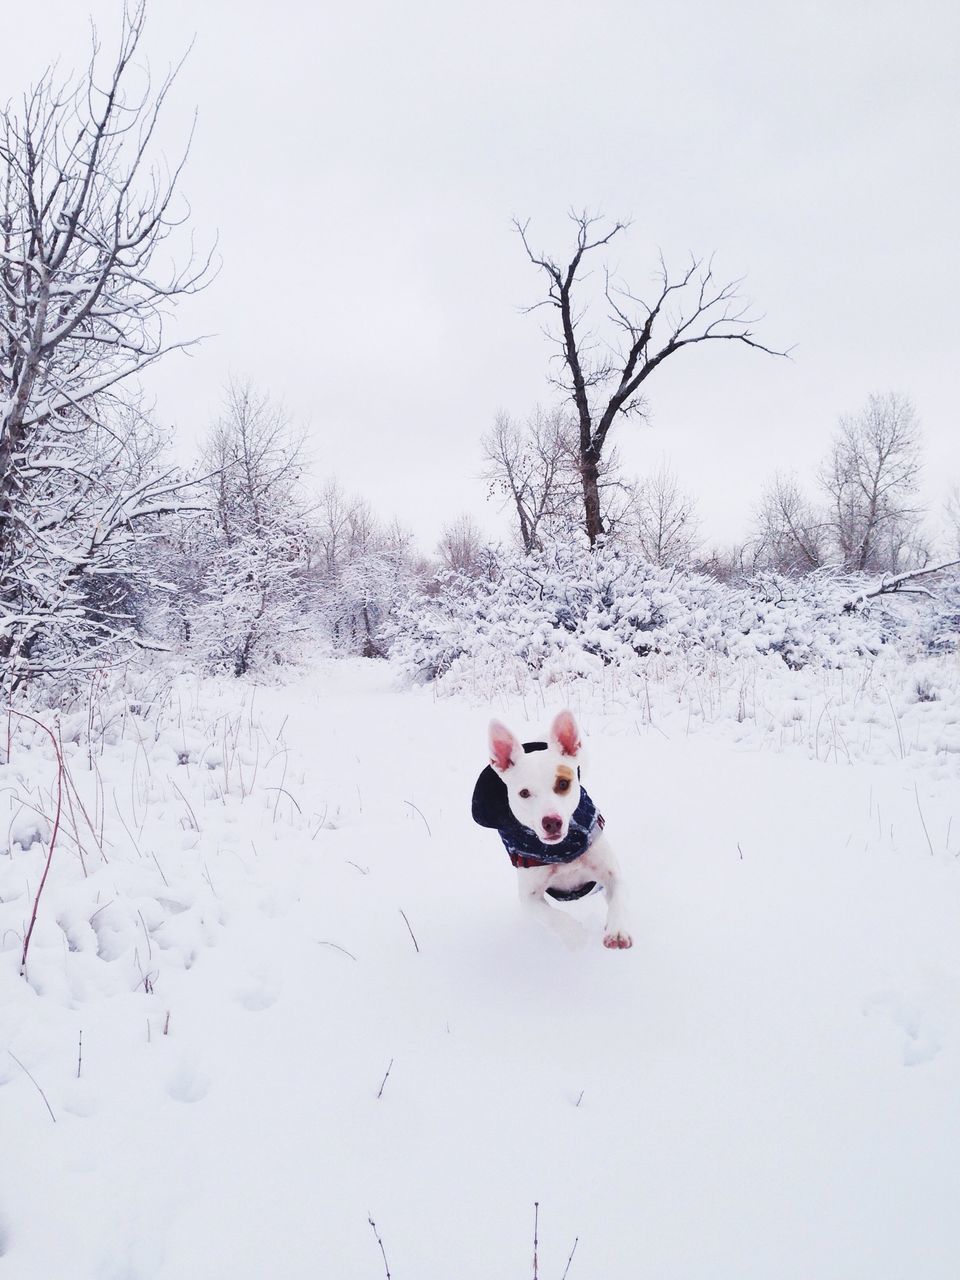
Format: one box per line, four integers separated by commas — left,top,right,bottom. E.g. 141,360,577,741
7,0,960,552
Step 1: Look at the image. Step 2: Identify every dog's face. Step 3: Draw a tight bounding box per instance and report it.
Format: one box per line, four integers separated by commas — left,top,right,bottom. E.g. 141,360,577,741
488,710,583,844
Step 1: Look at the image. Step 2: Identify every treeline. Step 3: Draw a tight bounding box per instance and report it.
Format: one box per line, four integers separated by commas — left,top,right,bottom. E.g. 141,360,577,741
474,392,959,581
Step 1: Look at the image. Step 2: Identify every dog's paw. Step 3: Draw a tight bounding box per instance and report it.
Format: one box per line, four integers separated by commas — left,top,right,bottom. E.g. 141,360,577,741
602,931,633,950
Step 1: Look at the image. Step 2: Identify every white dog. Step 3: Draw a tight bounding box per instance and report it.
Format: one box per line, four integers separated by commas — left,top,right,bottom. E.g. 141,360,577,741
471,710,633,950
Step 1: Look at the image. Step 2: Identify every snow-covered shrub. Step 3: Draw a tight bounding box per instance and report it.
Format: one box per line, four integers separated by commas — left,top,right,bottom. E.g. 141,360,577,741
388,544,958,689
924,577,960,653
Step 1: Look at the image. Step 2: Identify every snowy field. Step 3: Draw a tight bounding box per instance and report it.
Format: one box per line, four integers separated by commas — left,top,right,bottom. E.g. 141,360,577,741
2,654,960,1279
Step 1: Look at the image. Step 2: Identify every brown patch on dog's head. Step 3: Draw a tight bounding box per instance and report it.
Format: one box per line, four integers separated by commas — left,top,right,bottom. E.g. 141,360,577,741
554,764,575,796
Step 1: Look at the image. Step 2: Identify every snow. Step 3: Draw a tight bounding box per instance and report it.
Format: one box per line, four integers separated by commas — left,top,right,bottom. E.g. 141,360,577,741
2,655,960,1277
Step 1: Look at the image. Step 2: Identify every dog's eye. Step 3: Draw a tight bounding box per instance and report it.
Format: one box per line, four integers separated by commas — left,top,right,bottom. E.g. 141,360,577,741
555,778,570,794
518,788,531,799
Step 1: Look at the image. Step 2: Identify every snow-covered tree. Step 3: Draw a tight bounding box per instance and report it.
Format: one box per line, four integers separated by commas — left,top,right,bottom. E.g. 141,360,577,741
305,479,423,657
437,514,488,577
179,382,311,676
749,396,927,578
754,473,827,575
1,395,203,686
324,540,409,658
0,4,210,688
628,464,701,566
311,479,355,581
820,392,923,573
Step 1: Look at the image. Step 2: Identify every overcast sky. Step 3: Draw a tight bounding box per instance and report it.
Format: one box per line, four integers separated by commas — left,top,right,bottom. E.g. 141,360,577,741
7,0,960,552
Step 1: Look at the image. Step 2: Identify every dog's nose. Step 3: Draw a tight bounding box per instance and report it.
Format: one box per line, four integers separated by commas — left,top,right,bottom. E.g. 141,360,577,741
542,814,563,838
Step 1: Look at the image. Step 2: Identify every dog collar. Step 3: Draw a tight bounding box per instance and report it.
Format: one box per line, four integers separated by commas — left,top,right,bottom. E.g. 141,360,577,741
497,788,604,868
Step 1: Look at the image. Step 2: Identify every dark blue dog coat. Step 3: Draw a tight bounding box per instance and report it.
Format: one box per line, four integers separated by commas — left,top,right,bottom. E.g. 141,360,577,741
471,741,605,899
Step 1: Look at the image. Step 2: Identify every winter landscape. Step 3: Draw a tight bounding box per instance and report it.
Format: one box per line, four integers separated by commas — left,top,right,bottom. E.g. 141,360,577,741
2,3,960,1278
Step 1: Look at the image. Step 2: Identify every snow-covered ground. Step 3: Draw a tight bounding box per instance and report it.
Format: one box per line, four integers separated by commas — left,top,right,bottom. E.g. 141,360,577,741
2,655,960,1278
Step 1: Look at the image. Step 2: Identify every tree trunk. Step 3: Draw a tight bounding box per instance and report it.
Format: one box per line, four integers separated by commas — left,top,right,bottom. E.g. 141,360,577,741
581,452,603,546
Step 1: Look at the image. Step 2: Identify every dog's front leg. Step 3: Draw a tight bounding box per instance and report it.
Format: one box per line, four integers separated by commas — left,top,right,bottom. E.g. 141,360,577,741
590,835,633,950
516,869,587,949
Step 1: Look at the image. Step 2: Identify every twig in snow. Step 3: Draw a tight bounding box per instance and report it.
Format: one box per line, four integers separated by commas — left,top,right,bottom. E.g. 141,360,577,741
574,1090,584,1107
376,1058,394,1100
560,1236,580,1280
914,784,935,857
310,803,329,840
272,752,290,822
316,940,358,962
368,1215,392,1278
77,1031,83,1079
399,908,420,953
8,1050,56,1123
737,842,744,861
885,690,905,761
113,789,146,862
7,709,64,979
150,849,170,888
56,726,89,876
137,910,153,960
170,778,200,832
404,800,432,837
532,1201,540,1280
89,898,115,923
266,785,302,816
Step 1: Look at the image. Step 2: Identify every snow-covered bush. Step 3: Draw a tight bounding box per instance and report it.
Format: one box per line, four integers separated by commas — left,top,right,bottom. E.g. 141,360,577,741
389,543,958,688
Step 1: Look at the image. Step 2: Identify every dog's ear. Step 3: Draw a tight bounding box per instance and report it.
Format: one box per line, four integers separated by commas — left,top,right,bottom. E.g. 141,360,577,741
489,720,522,773
549,709,581,758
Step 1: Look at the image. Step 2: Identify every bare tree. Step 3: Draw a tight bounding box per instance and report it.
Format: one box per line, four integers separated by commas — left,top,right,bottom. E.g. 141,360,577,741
313,479,354,580
696,542,756,583
481,408,568,552
438,514,487,576
515,211,784,545
754,473,827,574
0,3,212,684
345,497,381,559
629,464,701,566
203,382,306,543
819,392,923,572
482,404,634,552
